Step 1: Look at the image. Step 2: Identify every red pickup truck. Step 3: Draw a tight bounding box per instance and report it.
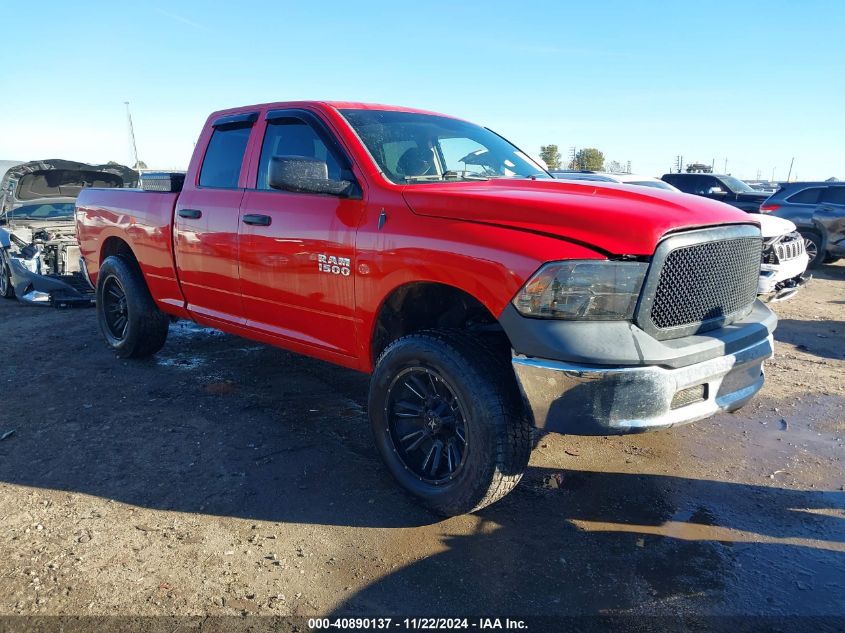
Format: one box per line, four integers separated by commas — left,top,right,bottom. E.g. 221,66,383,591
76,101,776,515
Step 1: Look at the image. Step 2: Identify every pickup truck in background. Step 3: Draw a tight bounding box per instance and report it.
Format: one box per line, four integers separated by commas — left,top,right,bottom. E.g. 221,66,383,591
661,172,770,212
76,101,777,515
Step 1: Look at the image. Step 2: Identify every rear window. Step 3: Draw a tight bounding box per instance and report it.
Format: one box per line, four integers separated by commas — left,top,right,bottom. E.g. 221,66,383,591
786,187,823,204
199,125,252,189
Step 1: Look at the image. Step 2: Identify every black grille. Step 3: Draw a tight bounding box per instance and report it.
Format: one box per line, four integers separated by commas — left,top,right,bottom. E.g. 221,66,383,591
648,237,761,331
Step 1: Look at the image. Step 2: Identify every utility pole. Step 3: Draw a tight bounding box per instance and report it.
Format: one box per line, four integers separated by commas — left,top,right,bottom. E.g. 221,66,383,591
771,167,776,182
569,147,577,169
786,157,795,182
626,160,631,174
724,157,728,174
676,155,684,173
124,101,140,172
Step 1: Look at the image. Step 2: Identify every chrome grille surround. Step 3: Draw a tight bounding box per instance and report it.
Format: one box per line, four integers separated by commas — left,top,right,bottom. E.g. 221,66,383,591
636,225,762,341
774,231,805,262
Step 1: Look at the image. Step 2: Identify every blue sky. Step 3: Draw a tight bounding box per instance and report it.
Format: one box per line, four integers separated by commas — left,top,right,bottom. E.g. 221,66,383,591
1,0,842,180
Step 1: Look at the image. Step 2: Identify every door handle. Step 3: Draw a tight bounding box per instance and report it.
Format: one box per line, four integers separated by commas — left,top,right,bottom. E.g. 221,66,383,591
178,208,202,219
243,214,272,226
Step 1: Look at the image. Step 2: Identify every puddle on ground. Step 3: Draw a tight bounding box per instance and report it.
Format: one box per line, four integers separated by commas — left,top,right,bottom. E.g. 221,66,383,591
156,355,205,370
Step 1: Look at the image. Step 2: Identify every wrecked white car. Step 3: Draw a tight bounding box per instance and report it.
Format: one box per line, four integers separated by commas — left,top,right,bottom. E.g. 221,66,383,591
0,160,136,307
757,214,810,302
0,199,95,306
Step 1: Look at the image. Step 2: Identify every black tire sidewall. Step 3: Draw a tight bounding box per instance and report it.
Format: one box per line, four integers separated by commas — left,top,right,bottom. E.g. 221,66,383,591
0,250,13,298
369,335,506,512
96,256,153,357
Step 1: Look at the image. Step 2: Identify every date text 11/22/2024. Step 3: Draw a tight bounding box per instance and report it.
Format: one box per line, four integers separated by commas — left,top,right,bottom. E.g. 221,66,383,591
307,617,528,629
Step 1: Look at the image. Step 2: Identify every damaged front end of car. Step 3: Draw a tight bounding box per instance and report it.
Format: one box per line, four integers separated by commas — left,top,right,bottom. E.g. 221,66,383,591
0,214,94,308
758,217,811,302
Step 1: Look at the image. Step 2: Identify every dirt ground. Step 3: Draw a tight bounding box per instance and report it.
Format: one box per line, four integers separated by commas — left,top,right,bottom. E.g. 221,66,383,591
0,263,843,627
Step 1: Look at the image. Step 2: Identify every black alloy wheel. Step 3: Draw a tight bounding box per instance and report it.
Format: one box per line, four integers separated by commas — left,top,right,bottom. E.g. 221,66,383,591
102,274,130,341
95,255,169,358
386,367,469,484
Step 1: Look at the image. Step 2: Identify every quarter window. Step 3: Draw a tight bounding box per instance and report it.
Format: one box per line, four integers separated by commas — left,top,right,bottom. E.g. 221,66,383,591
199,125,252,189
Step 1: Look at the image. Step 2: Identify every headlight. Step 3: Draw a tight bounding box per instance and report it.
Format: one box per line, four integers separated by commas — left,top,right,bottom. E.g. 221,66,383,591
512,260,648,320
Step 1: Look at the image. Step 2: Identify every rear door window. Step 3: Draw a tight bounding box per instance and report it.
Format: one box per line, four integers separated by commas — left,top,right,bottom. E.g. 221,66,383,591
787,187,823,204
199,125,252,189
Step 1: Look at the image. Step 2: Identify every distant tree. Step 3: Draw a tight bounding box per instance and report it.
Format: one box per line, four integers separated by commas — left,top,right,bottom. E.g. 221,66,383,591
570,148,604,171
539,145,562,170
133,160,148,170
605,160,625,174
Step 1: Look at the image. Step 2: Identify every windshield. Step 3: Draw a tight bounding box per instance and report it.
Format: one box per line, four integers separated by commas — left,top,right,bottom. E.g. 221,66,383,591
6,202,75,220
719,176,755,193
340,109,549,184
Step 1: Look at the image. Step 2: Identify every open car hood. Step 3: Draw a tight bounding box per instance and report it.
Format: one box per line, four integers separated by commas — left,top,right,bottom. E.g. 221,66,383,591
401,178,758,255
1,159,138,204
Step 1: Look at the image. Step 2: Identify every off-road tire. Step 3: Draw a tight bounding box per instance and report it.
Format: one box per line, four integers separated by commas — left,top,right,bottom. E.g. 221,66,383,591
369,329,531,516
0,249,14,299
96,255,169,358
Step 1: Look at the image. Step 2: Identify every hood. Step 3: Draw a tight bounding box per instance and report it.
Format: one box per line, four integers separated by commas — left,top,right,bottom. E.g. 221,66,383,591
1,159,138,207
401,179,758,255
757,214,797,239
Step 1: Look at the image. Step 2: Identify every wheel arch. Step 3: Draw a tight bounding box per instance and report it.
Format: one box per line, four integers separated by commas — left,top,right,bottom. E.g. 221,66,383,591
100,235,138,266
369,280,510,368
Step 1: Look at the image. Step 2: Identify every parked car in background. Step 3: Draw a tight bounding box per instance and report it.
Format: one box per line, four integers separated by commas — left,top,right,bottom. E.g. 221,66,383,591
756,214,809,301
661,173,769,212
552,170,680,192
555,171,808,301
0,159,137,305
760,182,845,267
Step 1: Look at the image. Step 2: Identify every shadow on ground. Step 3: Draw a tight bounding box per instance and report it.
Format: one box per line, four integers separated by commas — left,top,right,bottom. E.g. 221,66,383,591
775,319,845,359
0,298,843,617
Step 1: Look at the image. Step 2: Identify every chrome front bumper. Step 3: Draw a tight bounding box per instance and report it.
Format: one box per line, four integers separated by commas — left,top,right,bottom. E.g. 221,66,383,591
512,334,774,435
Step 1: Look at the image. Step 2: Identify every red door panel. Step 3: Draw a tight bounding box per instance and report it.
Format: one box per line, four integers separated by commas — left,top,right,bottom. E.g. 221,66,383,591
174,188,245,323
238,190,362,355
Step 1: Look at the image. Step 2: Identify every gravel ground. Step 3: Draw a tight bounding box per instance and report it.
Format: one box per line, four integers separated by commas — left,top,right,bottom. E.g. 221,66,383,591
0,263,843,627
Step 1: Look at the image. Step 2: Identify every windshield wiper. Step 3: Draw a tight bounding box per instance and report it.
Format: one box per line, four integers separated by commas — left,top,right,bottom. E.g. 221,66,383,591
442,171,488,181
404,173,489,183
404,175,445,183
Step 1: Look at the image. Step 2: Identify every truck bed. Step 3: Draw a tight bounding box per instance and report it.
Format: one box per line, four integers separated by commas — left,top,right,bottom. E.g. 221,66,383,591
76,188,187,316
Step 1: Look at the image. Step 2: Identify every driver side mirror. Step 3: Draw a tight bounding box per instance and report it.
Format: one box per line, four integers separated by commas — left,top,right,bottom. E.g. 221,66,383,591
268,156,354,197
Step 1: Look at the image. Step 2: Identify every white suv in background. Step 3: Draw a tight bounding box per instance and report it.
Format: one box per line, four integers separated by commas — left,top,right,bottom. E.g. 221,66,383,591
550,170,681,191
551,170,809,301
